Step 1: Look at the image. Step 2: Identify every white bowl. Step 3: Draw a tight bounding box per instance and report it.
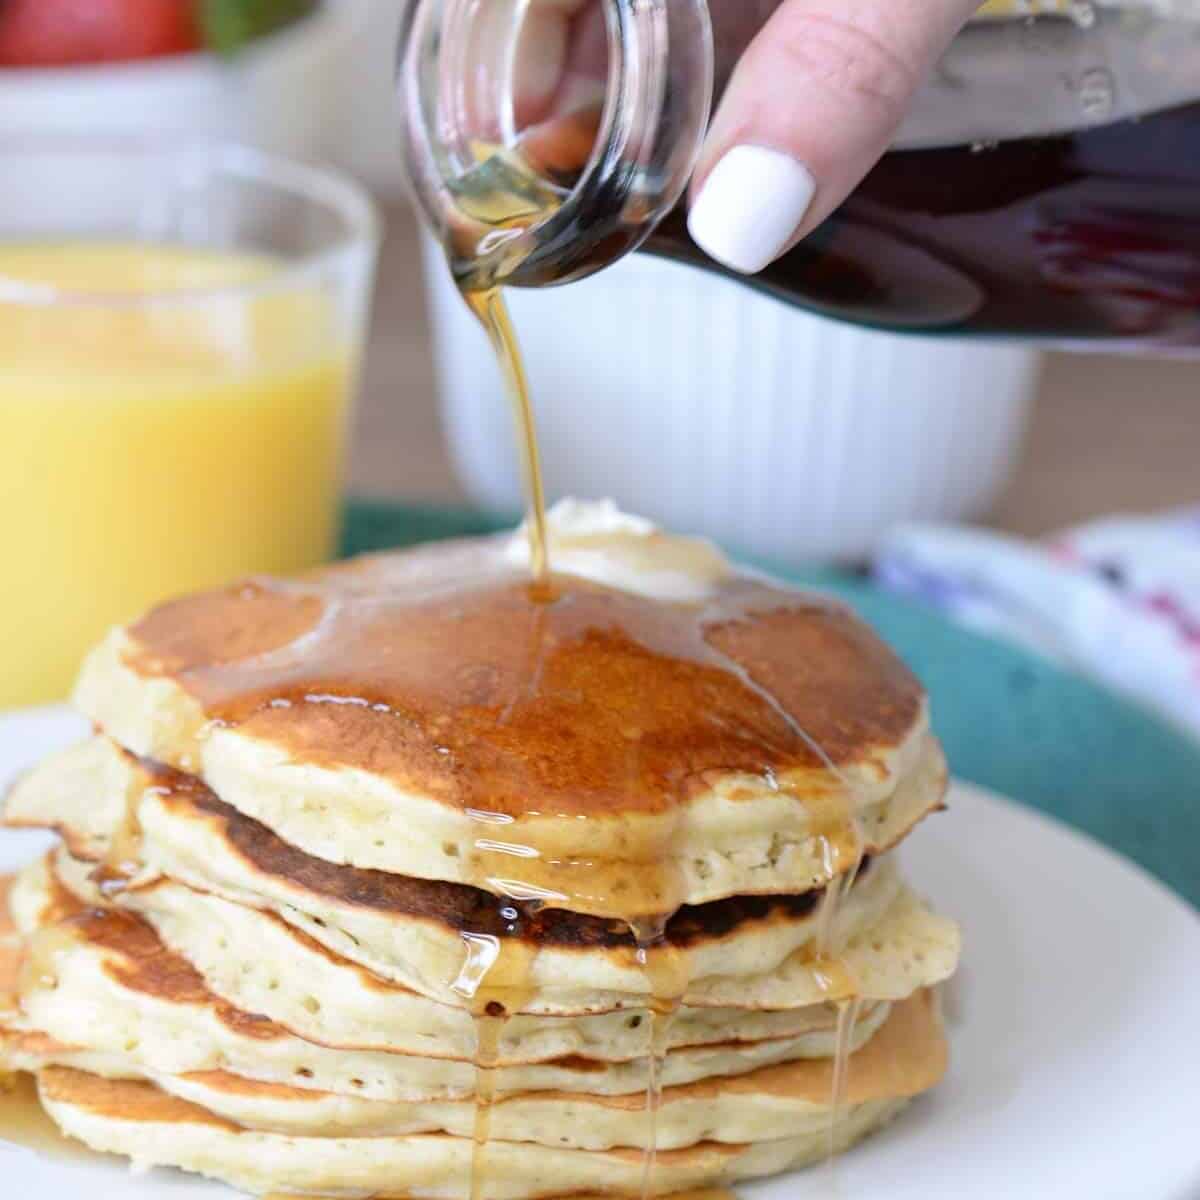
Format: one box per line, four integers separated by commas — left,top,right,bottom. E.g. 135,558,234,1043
423,240,1041,565
0,1,364,162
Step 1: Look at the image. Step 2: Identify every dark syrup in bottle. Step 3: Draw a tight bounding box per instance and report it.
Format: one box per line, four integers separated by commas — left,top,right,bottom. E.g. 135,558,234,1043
453,9,1200,354
649,98,1200,349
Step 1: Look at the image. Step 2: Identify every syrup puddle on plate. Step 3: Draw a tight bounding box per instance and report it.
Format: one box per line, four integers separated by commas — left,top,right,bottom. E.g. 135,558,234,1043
0,1072,105,1165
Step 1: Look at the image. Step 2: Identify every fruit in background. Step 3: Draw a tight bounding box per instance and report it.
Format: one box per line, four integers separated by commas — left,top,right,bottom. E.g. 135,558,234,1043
0,0,318,67
0,0,201,66
199,0,317,55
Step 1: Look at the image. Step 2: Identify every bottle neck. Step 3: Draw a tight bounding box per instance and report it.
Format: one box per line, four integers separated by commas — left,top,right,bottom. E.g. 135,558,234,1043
398,0,714,291
399,2,1200,293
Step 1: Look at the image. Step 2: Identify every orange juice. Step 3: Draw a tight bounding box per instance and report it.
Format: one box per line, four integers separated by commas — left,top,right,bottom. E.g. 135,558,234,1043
0,243,356,708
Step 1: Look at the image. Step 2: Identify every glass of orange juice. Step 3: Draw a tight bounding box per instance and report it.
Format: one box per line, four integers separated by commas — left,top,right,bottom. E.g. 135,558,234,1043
0,140,380,709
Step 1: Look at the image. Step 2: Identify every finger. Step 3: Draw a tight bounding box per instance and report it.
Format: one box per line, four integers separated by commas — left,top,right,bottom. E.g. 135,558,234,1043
550,0,607,113
513,0,601,126
688,0,979,274
514,1,607,178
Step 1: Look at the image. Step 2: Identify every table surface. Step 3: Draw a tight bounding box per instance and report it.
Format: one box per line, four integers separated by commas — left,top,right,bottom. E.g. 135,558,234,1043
351,205,1199,537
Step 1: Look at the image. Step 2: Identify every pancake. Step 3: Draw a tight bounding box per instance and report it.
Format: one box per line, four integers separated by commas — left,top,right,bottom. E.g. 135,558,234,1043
8,857,898,1104
3,988,945,1152
36,1065,913,1199
3,739,136,864
68,521,946,916
49,851,876,1065
0,912,948,1154
11,730,949,918
6,741,959,1012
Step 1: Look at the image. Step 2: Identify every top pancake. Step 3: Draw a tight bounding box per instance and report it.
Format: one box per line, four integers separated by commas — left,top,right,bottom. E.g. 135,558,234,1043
71,509,940,914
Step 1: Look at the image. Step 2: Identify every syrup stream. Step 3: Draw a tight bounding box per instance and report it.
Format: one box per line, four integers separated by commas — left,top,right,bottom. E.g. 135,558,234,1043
462,286,550,593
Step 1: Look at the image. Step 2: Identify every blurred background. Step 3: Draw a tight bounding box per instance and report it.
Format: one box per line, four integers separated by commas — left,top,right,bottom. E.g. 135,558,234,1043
1,0,1197,714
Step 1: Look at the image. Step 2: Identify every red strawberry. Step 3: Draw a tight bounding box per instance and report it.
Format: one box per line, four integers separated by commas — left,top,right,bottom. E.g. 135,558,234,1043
0,0,201,68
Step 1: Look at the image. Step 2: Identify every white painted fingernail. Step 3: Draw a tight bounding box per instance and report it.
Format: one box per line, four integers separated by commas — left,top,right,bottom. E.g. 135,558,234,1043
687,146,816,275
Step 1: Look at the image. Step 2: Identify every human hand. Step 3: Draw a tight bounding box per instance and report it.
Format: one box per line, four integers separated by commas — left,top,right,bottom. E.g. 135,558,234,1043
515,0,981,273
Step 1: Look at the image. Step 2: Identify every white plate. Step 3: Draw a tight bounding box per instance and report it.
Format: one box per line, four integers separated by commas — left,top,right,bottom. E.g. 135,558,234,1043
2,705,1199,1200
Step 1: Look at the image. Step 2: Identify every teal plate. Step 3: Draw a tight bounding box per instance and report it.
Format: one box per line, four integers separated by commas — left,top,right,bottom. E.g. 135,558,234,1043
344,500,1200,910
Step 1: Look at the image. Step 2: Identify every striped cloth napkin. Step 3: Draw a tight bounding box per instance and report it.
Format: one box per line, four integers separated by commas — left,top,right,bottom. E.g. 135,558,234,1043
874,509,1200,740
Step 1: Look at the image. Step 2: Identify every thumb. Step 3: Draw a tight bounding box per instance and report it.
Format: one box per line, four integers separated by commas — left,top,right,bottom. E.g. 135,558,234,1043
688,0,979,274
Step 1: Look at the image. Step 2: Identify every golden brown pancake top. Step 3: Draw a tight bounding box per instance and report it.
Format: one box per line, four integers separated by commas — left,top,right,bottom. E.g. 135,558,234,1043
123,540,924,820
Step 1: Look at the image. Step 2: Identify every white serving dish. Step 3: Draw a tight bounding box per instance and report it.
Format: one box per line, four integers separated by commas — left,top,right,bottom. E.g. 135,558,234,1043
423,242,1041,566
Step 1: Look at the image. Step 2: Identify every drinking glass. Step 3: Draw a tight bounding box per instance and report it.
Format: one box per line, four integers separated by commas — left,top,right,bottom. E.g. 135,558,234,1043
0,139,380,708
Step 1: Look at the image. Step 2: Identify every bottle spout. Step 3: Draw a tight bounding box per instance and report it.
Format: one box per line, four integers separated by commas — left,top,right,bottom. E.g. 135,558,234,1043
397,0,714,291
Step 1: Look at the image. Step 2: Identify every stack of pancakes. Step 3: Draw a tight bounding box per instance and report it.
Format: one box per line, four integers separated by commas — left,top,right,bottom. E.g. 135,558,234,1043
1,506,960,1198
